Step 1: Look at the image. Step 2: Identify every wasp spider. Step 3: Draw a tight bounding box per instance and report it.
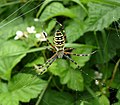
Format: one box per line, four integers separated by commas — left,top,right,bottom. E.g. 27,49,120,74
34,22,96,75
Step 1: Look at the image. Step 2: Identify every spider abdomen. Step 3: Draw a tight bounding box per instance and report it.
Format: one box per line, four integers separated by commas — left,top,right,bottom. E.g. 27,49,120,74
54,30,65,51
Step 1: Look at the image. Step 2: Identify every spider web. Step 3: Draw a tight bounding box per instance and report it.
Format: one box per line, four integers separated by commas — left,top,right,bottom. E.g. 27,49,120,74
0,1,120,105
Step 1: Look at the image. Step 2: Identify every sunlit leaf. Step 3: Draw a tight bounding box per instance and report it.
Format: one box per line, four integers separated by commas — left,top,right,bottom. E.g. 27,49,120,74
80,0,120,6
85,2,120,31
0,73,47,105
71,0,88,14
46,19,56,33
62,68,84,91
49,59,68,76
65,20,86,43
36,0,54,18
0,18,32,40
0,40,28,80
39,2,75,22
69,5,87,20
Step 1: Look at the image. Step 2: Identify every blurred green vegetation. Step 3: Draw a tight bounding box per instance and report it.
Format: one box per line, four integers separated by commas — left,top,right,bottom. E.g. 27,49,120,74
0,0,120,105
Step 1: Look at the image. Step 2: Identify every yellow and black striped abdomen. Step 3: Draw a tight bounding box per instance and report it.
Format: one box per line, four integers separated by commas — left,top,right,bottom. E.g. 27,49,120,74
54,30,65,51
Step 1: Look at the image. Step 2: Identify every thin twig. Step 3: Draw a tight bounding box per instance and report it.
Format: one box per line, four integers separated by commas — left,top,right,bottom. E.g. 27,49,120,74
35,75,53,105
107,58,120,89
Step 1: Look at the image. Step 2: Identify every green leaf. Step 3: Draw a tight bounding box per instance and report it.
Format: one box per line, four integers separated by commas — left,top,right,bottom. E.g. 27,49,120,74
71,0,88,14
65,20,86,43
25,57,45,67
0,18,29,40
70,47,94,68
62,68,84,91
39,2,75,22
81,0,120,6
65,43,97,49
0,73,47,105
99,95,110,105
49,59,84,91
82,68,95,86
45,19,56,33
36,0,54,18
69,5,87,20
0,40,28,80
80,101,84,105
41,89,74,105
49,59,68,76
0,82,8,93
85,2,120,31
75,87,100,105
114,102,120,105
94,30,120,63
116,83,120,103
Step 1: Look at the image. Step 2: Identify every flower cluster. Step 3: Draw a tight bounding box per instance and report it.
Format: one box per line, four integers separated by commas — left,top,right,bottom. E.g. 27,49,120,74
94,71,103,85
14,26,36,40
94,71,103,79
35,32,47,41
26,26,36,34
14,25,46,42
14,30,26,40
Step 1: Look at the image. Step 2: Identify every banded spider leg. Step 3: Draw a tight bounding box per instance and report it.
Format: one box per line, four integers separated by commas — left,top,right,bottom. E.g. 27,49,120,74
35,53,58,75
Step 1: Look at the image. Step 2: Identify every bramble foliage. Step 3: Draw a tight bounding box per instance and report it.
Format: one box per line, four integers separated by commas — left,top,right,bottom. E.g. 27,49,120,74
0,0,120,105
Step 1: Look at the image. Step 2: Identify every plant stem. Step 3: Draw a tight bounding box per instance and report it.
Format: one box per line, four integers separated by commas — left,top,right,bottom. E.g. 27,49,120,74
52,78,63,92
107,58,120,89
101,30,109,80
94,31,103,63
35,75,53,105
101,30,108,63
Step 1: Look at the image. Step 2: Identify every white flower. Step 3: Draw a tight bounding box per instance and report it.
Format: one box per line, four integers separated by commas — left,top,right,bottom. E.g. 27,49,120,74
35,33,41,38
94,71,103,79
35,32,47,41
34,18,39,22
23,32,28,38
27,26,36,33
14,36,19,40
14,30,24,40
95,80,99,85
16,30,24,37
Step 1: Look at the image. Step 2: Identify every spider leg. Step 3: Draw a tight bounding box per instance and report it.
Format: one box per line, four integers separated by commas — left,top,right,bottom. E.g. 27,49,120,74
45,53,57,65
35,53,58,75
64,50,96,56
64,54,95,80
56,21,65,33
63,54,81,68
42,31,56,51
46,48,56,52
64,48,74,51
56,21,66,40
